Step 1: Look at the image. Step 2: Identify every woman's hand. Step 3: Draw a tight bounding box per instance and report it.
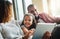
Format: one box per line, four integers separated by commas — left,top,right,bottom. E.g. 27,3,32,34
42,31,51,39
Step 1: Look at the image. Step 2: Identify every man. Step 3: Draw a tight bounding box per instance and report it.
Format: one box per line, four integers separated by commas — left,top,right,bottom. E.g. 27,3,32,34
27,4,40,23
27,4,60,23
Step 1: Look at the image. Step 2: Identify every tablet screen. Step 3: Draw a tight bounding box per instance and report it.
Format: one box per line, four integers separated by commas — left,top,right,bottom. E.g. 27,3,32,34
32,23,56,39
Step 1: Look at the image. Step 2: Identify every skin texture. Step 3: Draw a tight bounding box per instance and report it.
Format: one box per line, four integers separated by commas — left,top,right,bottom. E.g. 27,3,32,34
42,31,51,39
24,16,33,29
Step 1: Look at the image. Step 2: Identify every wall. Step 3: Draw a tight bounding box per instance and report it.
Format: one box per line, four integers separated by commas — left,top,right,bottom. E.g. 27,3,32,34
32,0,43,13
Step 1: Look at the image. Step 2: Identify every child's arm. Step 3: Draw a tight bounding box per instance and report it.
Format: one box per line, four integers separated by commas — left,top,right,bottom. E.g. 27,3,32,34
21,25,35,36
21,25,29,34
22,29,35,39
28,28,35,36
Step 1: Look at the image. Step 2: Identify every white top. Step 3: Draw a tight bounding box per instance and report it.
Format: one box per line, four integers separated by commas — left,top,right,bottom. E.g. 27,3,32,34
0,20,24,39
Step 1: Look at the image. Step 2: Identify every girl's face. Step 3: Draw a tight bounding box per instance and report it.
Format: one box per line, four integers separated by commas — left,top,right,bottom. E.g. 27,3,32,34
24,16,33,28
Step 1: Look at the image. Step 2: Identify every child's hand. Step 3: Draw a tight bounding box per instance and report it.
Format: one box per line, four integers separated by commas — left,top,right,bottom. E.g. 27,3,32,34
23,32,30,39
21,26,29,34
28,29,35,36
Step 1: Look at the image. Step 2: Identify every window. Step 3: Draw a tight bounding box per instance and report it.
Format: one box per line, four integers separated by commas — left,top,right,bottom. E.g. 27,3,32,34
42,0,48,13
13,0,32,21
13,0,24,21
50,0,60,17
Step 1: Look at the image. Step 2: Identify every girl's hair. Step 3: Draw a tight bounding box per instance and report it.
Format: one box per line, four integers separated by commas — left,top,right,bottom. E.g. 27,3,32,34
0,0,12,23
21,13,37,30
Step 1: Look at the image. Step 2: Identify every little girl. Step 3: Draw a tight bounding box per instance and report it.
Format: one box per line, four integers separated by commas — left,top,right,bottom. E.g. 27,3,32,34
20,13,37,39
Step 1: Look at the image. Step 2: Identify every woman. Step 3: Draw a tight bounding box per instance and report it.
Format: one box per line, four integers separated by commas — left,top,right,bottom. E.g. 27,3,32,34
0,0,30,39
